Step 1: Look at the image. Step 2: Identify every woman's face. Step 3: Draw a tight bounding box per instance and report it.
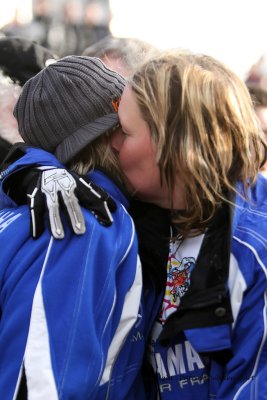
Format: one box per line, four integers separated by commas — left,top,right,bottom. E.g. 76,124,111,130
111,84,185,209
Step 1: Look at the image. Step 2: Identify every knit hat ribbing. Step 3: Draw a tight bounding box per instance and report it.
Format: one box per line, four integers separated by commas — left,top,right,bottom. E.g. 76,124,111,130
14,55,126,163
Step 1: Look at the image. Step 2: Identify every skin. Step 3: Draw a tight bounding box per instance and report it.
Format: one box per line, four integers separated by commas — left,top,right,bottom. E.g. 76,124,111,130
111,84,186,209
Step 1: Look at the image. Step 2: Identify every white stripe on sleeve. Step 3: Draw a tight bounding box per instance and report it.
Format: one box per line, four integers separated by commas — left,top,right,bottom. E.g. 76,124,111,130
24,237,58,400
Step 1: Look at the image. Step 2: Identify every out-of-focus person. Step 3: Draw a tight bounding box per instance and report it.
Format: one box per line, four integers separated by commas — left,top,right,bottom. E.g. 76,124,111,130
0,36,58,86
0,36,58,162
2,0,52,48
0,71,23,160
0,55,147,399
246,53,267,176
48,0,111,57
82,36,158,77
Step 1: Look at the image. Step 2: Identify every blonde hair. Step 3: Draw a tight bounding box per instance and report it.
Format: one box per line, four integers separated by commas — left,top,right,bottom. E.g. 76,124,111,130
130,50,267,238
67,133,126,187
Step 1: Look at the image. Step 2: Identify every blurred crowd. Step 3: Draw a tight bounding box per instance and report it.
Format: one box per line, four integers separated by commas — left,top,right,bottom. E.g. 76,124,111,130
0,0,157,162
1,0,111,57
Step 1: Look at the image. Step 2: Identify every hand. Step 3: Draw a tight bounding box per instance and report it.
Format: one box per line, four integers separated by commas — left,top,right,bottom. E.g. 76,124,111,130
30,168,86,239
4,167,117,239
73,173,117,227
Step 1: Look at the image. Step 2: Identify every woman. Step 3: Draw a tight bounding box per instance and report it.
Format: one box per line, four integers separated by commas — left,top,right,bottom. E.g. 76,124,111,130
2,51,267,399
112,51,267,400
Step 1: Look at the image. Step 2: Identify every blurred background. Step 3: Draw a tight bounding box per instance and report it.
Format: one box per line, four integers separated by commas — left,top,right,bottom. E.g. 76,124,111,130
0,0,267,79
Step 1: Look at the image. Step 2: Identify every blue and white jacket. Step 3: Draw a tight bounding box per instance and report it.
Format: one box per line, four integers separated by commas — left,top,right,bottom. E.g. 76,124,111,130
0,147,162,400
146,175,267,400
2,146,267,399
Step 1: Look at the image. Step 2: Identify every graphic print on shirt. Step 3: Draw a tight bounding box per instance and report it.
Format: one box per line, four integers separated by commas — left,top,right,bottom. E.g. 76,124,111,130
149,236,210,399
160,250,195,324
150,325,210,398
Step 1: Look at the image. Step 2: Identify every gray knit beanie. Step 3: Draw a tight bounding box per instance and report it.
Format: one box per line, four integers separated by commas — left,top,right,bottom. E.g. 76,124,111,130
14,55,126,163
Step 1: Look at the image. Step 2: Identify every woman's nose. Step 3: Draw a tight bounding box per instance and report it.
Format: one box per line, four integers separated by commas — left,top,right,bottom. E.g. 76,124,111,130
110,128,124,152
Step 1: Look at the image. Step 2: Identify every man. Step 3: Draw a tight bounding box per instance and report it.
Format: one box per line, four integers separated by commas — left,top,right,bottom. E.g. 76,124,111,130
0,56,151,399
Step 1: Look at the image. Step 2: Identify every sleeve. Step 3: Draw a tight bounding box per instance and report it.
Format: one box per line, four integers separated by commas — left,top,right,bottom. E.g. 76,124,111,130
0,145,63,208
99,220,142,388
215,247,267,399
33,210,142,398
83,216,142,397
1,144,63,174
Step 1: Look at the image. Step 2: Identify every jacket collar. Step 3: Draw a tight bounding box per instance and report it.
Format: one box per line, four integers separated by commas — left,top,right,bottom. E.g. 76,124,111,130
88,170,129,209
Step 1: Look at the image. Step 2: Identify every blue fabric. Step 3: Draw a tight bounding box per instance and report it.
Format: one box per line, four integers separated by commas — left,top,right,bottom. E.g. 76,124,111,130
149,175,267,399
2,149,267,399
0,148,154,399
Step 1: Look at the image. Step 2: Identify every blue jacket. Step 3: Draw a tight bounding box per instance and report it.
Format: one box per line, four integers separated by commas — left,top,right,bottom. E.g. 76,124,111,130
0,147,162,400
3,147,266,399
147,175,267,400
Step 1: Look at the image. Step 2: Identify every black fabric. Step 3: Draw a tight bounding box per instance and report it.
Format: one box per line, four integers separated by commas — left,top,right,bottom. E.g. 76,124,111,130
0,143,31,203
129,200,170,294
2,167,119,238
73,172,117,226
0,137,11,165
159,200,234,346
0,36,57,86
130,200,170,397
17,366,27,399
0,142,28,172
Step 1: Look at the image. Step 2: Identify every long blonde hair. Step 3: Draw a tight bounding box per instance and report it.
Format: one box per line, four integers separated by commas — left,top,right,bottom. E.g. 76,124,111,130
130,51,267,237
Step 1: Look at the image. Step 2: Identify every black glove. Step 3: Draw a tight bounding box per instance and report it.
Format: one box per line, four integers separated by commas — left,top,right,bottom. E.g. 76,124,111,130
3,167,117,239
